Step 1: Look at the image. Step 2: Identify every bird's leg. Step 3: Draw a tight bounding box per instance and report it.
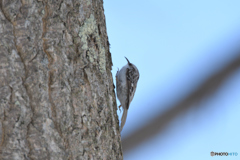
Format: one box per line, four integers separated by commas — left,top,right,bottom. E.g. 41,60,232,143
118,104,122,113
116,76,119,83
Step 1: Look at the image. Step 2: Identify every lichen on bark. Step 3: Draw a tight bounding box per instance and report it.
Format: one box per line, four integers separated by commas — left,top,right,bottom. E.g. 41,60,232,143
78,14,106,74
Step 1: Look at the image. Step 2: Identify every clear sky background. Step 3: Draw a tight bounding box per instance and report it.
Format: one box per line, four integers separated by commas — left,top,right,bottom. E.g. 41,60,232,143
103,0,240,160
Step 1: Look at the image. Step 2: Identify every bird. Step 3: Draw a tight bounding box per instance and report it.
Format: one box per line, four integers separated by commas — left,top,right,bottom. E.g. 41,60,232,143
116,57,139,132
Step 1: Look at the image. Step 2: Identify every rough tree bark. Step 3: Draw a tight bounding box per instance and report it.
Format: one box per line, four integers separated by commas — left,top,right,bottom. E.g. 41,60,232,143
0,0,123,159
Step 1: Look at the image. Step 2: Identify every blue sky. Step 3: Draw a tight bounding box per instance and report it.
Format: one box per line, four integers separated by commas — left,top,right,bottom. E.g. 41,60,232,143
103,0,240,159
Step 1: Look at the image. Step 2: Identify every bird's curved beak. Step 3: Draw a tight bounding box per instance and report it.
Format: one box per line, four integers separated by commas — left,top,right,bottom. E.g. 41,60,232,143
125,57,131,64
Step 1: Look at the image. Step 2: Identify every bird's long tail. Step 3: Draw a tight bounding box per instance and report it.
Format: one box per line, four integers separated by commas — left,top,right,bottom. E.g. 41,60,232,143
120,109,128,132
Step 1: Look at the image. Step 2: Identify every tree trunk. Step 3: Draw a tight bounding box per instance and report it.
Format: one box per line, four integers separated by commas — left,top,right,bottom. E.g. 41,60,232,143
0,0,122,159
